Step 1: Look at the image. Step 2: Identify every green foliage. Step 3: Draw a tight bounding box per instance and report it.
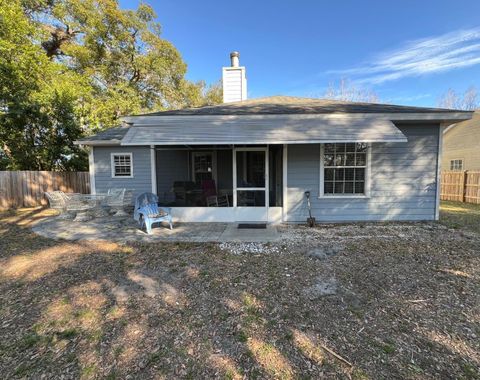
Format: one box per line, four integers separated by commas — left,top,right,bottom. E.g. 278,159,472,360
0,0,88,170
0,0,221,170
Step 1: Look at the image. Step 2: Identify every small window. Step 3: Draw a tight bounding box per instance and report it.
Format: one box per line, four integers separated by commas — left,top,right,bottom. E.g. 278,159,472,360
192,152,213,183
111,153,133,178
322,143,368,196
450,159,463,171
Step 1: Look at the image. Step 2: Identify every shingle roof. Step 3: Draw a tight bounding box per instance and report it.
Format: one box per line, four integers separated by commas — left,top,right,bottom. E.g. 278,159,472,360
136,96,461,116
75,97,473,145
76,126,129,143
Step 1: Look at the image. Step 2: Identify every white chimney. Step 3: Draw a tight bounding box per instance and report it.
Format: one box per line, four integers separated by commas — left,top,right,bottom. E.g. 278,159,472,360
222,51,247,103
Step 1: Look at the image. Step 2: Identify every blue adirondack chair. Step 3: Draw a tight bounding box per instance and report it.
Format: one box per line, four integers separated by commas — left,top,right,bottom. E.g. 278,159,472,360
137,203,173,234
134,193,173,234
134,192,158,222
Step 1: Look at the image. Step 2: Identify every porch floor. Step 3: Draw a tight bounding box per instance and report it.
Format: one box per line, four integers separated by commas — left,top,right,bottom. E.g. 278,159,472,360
32,214,281,243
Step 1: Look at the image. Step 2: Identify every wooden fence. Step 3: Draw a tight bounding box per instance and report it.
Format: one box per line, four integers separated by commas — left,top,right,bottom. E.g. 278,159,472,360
440,171,480,204
0,171,90,209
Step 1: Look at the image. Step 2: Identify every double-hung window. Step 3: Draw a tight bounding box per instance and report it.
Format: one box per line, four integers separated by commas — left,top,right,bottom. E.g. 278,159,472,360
192,152,214,183
450,159,463,171
111,153,133,178
321,143,370,197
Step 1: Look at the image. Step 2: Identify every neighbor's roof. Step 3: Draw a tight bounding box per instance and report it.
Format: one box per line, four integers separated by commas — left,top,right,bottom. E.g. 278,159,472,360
133,96,465,116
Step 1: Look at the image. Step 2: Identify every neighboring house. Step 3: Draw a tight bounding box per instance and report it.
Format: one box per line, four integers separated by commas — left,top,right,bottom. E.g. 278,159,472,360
442,111,480,171
76,52,473,223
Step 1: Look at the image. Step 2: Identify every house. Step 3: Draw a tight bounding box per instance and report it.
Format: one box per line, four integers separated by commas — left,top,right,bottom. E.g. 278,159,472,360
76,52,473,223
442,110,480,171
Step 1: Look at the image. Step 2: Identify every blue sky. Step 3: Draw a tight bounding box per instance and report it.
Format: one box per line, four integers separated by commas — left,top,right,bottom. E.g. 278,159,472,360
121,0,480,107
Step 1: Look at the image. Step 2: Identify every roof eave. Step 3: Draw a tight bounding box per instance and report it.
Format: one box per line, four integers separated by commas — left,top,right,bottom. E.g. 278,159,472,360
74,139,122,146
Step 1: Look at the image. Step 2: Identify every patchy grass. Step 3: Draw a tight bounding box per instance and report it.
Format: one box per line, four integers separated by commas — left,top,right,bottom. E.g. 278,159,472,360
440,200,480,233
0,208,479,379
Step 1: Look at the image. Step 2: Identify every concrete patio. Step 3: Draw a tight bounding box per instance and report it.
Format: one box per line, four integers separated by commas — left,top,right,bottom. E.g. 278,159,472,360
32,214,281,243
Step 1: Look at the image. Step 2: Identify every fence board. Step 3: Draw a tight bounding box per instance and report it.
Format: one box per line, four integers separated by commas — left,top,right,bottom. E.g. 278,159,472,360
441,171,480,204
0,171,90,209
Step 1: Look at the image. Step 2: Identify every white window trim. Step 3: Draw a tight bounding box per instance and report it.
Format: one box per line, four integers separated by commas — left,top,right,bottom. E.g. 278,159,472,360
319,143,371,199
111,152,133,178
449,158,464,171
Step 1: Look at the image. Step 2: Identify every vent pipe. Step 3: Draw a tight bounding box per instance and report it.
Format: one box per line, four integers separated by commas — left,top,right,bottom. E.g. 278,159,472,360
230,51,240,67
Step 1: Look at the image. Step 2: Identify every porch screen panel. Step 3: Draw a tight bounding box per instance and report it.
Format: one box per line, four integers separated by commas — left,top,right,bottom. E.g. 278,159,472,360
237,190,266,207
236,151,265,188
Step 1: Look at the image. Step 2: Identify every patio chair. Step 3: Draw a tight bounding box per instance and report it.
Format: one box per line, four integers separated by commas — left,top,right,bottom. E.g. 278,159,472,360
206,195,218,207
44,191,77,219
201,179,217,198
123,189,135,212
134,192,159,222
217,194,229,207
66,194,100,221
206,194,229,207
172,181,196,206
137,203,173,234
104,188,127,216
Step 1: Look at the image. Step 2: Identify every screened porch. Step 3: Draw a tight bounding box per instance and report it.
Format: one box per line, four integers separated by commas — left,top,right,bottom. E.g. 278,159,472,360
154,145,284,209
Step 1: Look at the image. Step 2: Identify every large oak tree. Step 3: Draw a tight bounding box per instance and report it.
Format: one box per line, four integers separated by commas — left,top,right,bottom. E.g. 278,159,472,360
0,0,221,170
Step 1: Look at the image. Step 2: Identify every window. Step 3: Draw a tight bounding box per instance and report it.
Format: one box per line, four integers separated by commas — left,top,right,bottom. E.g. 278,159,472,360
192,152,214,183
450,159,463,171
111,153,133,178
321,143,369,196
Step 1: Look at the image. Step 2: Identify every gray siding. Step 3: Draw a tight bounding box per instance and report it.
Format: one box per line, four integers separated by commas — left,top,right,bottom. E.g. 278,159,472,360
93,146,152,203
286,124,440,222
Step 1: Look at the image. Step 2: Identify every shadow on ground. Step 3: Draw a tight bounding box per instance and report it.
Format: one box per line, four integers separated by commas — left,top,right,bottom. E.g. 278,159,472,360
0,207,479,379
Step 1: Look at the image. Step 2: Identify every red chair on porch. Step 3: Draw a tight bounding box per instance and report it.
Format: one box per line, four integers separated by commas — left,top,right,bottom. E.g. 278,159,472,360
201,179,217,198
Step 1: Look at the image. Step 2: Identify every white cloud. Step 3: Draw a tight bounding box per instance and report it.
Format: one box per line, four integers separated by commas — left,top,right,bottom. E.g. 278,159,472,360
329,28,480,84
385,93,432,103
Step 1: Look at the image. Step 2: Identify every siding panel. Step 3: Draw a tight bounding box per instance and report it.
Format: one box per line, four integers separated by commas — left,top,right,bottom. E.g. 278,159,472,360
93,146,152,203
442,112,480,171
286,124,439,222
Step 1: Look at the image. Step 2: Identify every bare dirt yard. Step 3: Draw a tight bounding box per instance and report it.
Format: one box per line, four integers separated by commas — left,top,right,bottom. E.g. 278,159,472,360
0,204,479,379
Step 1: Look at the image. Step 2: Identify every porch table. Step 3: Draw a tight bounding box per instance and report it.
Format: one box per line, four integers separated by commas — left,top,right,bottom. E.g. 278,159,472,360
67,194,109,221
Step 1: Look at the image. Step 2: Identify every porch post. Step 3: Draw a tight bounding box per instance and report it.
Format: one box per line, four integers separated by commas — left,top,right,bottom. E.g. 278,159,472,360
435,123,446,220
266,145,269,218
150,145,157,194
282,144,288,222
88,146,96,195
232,147,237,207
